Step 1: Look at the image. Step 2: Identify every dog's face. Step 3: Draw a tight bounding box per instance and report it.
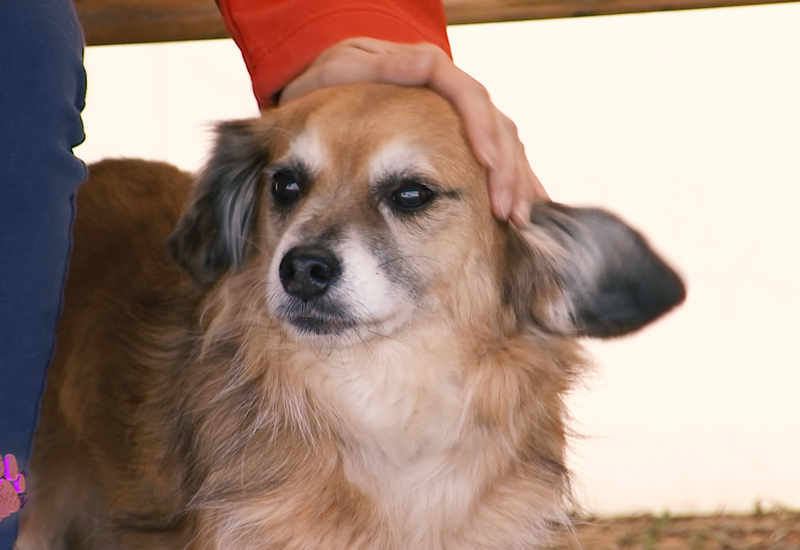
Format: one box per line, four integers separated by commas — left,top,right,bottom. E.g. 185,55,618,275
258,85,498,343
170,83,684,346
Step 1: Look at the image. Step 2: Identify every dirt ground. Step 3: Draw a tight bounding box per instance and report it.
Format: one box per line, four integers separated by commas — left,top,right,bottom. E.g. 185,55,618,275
547,509,800,550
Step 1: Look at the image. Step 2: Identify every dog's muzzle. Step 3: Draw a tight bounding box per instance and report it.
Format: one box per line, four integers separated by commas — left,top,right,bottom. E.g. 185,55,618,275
276,245,357,335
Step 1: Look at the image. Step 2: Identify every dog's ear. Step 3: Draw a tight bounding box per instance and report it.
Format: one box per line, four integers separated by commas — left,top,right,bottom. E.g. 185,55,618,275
506,203,686,338
168,120,268,285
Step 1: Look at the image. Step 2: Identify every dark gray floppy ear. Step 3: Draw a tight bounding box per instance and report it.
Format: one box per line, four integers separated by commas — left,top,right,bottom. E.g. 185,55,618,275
509,202,686,338
168,119,268,285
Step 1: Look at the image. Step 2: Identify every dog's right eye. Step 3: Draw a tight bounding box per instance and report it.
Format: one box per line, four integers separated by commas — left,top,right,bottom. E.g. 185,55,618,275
271,170,302,204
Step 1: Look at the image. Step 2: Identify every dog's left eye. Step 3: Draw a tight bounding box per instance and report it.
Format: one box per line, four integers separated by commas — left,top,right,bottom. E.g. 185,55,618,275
390,181,434,211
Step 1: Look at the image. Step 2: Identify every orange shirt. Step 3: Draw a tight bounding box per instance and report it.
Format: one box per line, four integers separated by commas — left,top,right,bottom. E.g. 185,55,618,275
217,0,451,107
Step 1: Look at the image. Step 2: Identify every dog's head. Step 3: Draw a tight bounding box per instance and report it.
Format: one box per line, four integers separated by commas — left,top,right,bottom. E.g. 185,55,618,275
169,83,684,345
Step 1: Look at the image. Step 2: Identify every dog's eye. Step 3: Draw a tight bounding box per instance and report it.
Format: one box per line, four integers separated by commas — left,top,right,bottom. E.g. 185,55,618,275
390,181,434,211
272,170,302,204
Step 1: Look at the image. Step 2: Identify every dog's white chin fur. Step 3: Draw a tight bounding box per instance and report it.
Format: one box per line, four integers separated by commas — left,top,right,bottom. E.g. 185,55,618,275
275,309,413,347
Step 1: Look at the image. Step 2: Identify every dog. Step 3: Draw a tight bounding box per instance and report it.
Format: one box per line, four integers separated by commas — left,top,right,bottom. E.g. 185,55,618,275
19,83,685,549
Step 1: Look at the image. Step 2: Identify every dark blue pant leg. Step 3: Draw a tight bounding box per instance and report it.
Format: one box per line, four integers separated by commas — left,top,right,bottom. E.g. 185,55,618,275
0,0,87,545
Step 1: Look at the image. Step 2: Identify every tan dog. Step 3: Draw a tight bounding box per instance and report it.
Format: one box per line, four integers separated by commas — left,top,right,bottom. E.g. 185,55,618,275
20,83,684,550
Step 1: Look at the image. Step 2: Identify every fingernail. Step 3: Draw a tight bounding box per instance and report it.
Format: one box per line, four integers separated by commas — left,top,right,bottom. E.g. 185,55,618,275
481,142,499,171
510,202,531,227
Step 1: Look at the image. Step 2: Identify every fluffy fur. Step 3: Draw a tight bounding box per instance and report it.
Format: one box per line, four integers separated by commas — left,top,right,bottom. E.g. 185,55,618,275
19,83,684,550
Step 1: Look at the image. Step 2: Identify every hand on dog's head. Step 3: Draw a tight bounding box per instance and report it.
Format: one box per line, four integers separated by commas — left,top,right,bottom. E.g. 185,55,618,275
169,83,684,343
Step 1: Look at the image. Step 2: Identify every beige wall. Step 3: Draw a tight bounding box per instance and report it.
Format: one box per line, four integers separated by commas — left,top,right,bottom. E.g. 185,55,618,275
77,2,800,515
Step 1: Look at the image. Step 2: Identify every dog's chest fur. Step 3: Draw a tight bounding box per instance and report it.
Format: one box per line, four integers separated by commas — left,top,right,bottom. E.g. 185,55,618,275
316,326,471,505
207,317,570,549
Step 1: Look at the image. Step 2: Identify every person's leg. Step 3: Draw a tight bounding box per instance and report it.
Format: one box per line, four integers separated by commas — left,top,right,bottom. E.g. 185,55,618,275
0,0,87,545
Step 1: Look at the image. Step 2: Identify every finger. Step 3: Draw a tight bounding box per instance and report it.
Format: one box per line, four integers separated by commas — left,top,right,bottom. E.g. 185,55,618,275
486,119,520,220
509,165,535,227
509,144,548,226
484,113,549,225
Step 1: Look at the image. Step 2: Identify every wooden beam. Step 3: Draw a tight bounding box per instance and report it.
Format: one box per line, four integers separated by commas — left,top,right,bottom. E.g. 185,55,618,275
444,0,796,23
76,0,229,45
76,0,797,46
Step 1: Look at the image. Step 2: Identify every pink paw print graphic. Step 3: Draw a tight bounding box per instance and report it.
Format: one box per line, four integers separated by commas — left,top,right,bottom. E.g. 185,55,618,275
0,454,28,521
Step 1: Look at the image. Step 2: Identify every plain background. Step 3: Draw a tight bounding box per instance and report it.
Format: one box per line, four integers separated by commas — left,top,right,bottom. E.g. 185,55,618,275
76,2,800,516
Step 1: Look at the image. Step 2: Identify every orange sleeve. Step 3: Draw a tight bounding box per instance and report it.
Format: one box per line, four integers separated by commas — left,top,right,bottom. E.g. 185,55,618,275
216,0,451,108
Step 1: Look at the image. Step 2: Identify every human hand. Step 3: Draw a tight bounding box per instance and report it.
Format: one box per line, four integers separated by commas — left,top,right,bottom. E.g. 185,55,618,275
280,38,549,227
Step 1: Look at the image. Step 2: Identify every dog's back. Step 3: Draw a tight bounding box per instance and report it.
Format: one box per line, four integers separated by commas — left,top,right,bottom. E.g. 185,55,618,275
20,160,200,548
20,84,684,550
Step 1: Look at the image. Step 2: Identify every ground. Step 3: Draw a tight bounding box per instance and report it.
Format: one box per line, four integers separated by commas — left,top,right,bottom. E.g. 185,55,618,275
547,509,800,550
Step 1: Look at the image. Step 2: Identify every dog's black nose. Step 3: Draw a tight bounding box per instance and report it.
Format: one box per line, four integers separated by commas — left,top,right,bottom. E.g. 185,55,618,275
279,246,342,301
